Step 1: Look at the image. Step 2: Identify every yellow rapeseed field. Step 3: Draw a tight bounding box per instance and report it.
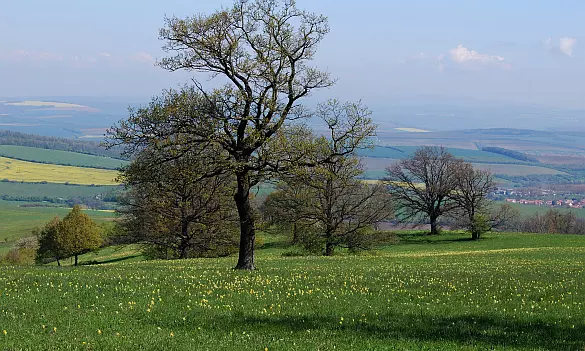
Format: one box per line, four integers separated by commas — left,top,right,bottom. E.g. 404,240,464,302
0,157,119,185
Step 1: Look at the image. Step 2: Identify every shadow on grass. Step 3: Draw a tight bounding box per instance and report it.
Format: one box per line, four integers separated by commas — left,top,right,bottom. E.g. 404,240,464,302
222,311,584,349
258,241,294,250
80,254,142,266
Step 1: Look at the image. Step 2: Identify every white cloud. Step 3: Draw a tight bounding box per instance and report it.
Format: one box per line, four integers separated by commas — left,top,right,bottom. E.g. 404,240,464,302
449,44,506,65
559,37,576,57
0,49,63,62
129,52,155,64
99,52,112,58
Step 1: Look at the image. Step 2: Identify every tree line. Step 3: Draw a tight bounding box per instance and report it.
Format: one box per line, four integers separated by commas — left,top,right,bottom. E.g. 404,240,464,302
101,0,513,269
0,130,124,159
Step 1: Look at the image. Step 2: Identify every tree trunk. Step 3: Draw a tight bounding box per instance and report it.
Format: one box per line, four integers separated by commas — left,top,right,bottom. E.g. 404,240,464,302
430,215,439,235
234,171,255,270
74,254,78,266
292,221,298,244
179,221,189,259
470,214,479,240
325,241,335,256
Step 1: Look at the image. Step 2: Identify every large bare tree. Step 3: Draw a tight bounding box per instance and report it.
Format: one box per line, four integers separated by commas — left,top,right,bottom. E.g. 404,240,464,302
449,164,495,239
385,146,463,235
110,0,334,269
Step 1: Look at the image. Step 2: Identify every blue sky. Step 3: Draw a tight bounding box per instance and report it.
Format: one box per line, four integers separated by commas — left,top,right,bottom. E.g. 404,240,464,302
0,0,583,108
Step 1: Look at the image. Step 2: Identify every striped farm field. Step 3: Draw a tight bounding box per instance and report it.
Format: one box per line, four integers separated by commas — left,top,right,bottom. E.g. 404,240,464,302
0,145,128,169
0,157,119,185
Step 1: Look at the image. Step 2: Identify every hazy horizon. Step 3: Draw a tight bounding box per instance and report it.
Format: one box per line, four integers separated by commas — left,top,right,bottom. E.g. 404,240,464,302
1,0,584,110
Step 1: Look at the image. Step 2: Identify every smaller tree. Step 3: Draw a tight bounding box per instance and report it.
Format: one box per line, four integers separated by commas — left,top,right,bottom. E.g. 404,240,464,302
385,146,463,235
36,206,102,266
3,236,39,265
267,100,391,255
57,205,103,266
35,216,64,266
450,165,495,239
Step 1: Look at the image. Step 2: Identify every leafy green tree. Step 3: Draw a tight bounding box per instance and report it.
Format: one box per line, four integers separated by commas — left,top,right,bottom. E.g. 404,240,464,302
117,145,238,259
56,205,102,266
2,236,38,266
35,216,65,266
261,181,313,244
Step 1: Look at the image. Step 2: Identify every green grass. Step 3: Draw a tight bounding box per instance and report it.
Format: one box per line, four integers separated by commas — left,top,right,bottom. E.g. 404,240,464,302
0,200,116,254
0,145,128,169
0,181,119,199
2,232,585,350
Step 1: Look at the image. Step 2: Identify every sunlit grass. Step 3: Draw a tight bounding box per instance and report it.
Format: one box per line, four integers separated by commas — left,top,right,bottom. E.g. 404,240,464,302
1,232,585,350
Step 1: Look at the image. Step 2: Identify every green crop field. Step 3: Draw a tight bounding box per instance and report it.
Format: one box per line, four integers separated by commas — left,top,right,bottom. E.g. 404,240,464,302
359,146,521,163
0,145,128,169
0,182,119,199
0,200,116,254
1,232,585,350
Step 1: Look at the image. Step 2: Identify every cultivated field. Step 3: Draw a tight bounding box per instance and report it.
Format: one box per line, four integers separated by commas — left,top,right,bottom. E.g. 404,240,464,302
359,146,520,163
0,145,127,169
0,182,118,199
471,163,566,176
0,157,119,185
1,232,585,350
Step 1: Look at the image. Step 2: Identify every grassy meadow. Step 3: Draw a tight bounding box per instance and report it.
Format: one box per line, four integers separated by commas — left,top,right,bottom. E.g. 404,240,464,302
0,145,128,169
0,157,119,185
1,232,585,350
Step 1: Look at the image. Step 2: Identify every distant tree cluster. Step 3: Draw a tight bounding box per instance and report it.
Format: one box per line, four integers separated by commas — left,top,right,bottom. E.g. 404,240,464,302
386,146,514,239
0,130,124,159
481,147,539,163
514,209,585,235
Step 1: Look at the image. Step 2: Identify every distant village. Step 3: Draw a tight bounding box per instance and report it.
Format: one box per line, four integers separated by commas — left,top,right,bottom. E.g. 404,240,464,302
492,188,585,209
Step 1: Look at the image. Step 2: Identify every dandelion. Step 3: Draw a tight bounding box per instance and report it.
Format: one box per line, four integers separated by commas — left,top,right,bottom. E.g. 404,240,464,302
2,330,6,335
97,329,102,335
170,332,175,337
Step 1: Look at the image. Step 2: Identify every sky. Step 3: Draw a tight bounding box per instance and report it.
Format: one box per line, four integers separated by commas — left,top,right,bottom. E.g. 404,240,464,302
0,0,584,109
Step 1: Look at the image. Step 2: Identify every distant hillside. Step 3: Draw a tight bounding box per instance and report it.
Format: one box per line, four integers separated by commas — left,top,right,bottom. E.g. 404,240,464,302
0,130,125,159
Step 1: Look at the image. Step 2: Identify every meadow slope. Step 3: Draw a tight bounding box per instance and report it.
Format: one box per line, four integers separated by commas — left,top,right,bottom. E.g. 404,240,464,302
1,232,585,350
